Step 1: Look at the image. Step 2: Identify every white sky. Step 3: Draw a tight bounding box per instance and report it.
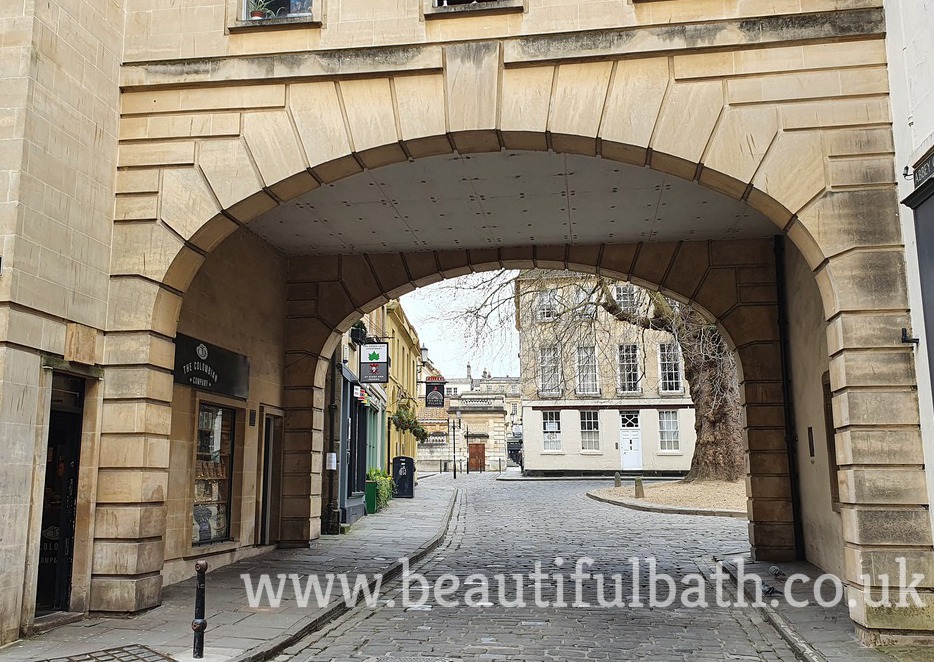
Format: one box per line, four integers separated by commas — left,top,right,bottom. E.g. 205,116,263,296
399,274,520,380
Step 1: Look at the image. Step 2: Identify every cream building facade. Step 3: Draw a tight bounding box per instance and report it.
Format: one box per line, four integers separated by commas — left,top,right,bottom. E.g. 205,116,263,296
517,273,696,475
2,0,932,644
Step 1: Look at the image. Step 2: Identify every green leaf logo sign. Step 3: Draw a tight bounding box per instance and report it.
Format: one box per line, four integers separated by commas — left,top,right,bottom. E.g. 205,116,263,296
368,351,380,361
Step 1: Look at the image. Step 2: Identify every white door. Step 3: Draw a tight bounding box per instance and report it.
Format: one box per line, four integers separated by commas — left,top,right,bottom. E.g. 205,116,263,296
619,411,642,470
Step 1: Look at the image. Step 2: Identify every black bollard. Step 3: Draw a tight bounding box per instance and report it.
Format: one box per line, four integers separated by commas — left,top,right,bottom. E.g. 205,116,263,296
192,560,209,658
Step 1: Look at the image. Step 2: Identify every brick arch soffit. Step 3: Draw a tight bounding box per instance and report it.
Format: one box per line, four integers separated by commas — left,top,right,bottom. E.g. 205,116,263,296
153,134,824,363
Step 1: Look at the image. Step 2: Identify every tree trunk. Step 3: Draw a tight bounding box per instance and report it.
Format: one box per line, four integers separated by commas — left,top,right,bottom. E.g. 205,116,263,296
681,332,745,482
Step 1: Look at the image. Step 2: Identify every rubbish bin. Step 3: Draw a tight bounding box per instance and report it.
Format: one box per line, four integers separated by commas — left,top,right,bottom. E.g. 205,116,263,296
392,456,415,498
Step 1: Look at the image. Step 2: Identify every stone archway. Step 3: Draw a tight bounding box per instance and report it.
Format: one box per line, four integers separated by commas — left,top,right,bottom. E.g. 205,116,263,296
102,37,927,635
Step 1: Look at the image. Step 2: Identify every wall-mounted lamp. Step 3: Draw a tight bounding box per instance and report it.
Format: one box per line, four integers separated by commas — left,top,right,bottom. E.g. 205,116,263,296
420,343,429,364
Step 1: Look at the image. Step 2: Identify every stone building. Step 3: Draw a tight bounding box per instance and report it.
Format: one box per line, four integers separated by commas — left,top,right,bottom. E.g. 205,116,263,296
516,271,696,476
2,0,932,644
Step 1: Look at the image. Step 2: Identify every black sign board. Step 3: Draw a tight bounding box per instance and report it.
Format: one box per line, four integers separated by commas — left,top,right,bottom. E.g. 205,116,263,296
425,380,446,408
174,334,249,399
915,151,934,189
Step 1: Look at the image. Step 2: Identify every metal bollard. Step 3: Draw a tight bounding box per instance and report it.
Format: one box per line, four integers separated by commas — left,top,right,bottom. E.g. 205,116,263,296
614,471,621,488
192,560,209,658
499,458,502,473
634,477,645,499
440,459,443,474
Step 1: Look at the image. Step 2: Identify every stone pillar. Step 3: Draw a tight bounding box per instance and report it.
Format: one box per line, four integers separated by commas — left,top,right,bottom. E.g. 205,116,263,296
824,264,934,633
95,285,177,611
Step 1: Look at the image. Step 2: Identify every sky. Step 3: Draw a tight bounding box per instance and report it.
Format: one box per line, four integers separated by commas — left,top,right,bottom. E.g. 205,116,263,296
399,273,520,380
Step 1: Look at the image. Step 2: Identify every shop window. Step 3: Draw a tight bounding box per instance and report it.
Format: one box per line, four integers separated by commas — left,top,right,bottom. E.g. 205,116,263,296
193,404,235,544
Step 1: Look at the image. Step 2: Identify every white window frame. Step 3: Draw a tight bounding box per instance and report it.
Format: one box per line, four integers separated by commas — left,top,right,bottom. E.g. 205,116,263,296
658,410,680,452
617,343,640,393
537,289,558,321
576,345,599,395
658,342,683,393
580,410,600,451
615,284,637,314
574,286,597,318
540,346,560,395
542,411,561,451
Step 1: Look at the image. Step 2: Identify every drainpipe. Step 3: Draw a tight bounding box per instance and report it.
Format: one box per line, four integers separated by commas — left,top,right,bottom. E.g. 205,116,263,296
774,235,806,561
326,356,340,534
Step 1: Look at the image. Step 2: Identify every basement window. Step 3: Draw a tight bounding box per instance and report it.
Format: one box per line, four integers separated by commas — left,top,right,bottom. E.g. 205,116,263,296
425,0,524,19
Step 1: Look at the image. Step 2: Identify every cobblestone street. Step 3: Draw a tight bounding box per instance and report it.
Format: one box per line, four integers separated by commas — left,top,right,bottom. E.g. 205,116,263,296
285,473,805,662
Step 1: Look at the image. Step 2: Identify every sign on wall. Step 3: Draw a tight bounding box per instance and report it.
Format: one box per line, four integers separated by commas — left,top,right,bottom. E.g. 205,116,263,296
425,375,446,408
360,342,389,383
174,334,250,399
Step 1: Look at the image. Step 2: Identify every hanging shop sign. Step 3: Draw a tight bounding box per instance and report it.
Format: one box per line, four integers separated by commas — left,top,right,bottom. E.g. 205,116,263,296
360,342,389,384
174,334,250,399
425,375,446,408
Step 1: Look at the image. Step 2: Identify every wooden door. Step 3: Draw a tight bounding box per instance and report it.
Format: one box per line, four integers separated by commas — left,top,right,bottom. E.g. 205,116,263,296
468,443,485,472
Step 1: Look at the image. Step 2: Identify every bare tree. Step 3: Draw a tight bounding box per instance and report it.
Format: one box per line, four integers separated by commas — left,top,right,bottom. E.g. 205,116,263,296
425,269,744,482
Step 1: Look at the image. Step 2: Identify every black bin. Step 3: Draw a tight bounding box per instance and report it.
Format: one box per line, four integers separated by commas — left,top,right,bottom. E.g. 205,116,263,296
392,456,415,499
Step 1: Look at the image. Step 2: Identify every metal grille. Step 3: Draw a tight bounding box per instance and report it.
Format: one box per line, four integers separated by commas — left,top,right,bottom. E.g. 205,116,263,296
37,645,174,662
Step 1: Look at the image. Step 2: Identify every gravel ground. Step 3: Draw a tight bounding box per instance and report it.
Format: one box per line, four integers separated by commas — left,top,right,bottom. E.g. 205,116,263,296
592,480,747,512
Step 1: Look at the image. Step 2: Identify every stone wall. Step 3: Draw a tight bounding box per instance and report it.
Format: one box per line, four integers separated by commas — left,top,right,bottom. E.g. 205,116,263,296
161,229,287,585
0,0,122,644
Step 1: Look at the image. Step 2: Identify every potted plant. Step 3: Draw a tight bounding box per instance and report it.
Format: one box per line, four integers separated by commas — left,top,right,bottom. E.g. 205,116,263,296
350,320,368,345
365,468,393,514
248,0,275,19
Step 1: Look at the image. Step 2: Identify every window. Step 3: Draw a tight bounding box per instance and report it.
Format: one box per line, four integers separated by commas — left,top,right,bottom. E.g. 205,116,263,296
543,411,561,451
537,290,558,321
658,343,683,392
540,346,560,394
446,386,458,396
576,346,598,394
574,286,597,318
617,344,640,393
580,410,600,451
193,404,235,544
246,0,312,19
658,411,680,451
620,410,639,428
615,284,637,314
511,402,518,416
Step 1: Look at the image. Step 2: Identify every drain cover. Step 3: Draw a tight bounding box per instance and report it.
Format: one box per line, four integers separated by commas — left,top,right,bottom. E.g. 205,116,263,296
38,645,173,662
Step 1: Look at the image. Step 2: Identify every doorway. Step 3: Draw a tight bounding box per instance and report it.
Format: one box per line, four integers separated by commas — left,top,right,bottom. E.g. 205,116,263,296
619,410,642,471
36,374,85,615
468,443,485,472
257,413,283,546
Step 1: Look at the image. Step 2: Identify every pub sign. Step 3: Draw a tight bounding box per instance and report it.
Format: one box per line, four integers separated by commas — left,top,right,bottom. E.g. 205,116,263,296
425,375,446,408
174,334,250,399
360,342,389,384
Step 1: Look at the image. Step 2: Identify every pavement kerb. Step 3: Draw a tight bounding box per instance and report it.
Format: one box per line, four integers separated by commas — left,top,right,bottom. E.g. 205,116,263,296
228,488,459,662
585,491,747,519
703,555,827,662
496,475,685,482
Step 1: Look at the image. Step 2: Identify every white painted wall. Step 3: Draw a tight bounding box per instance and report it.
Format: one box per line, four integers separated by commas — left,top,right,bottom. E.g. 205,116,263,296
883,0,934,541
522,404,695,473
